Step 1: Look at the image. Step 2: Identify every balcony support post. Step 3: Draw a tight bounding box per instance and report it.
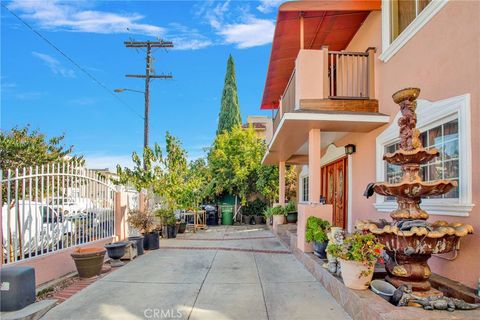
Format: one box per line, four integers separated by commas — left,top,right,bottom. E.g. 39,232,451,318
279,161,286,205
367,47,376,99
308,129,322,203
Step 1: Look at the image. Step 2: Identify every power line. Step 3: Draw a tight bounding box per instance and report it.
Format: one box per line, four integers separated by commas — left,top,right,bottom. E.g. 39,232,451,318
1,3,144,119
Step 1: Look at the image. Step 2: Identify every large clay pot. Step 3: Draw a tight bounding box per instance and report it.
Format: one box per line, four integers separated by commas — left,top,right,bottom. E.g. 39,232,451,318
339,259,374,290
272,215,285,226
71,247,106,278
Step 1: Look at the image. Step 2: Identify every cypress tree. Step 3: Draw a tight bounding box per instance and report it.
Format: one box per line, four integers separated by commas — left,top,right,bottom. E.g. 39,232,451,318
217,54,242,134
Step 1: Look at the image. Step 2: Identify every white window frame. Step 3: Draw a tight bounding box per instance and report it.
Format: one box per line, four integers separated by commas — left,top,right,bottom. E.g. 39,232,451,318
299,166,309,204
380,0,449,62
374,94,474,216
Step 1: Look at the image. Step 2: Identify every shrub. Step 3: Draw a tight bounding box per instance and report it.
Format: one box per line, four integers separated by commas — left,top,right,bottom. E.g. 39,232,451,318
284,201,296,213
305,216,330,243
127,210,155,233
242,199,267,216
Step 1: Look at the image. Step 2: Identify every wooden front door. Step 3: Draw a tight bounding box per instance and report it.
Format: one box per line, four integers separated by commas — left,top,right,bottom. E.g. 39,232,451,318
321,157,348,229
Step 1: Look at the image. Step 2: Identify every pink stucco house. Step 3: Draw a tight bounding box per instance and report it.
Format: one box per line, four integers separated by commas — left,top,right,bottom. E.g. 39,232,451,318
261,0,479,289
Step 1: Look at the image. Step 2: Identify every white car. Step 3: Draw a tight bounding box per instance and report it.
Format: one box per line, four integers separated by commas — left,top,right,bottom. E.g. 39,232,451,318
50,197,95,215
2,201,74,261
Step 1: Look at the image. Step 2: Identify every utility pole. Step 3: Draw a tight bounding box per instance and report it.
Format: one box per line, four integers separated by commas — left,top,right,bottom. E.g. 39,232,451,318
124,40,173,151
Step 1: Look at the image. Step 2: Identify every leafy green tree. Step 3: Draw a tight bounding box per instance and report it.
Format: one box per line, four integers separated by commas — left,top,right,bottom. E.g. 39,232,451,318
208,126,264,203
117,132,209,211
0,126,82,173
116,144,163,192
217,54,242,134
1,126,82,205
256,164,297,205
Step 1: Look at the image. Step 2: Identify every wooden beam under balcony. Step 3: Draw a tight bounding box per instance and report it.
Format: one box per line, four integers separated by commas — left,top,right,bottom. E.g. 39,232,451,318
300,98,379,113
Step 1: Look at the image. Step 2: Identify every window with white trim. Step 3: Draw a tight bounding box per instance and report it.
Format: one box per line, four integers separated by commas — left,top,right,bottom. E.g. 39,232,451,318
384,118,459,200
390,0,431,42
380,0,448,62
375,94,473,216
301,176,309,203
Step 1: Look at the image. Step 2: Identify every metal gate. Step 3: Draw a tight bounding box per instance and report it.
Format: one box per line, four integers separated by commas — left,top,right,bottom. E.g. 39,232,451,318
1,162,116,264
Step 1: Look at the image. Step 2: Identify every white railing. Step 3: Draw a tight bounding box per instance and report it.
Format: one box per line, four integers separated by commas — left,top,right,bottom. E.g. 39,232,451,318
328,51,370,99
1,162,116,264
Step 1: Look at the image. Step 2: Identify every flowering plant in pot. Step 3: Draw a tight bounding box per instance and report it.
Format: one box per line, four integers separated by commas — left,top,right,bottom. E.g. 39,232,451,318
305,216,330,259
127,209,159,250
327,233,383,290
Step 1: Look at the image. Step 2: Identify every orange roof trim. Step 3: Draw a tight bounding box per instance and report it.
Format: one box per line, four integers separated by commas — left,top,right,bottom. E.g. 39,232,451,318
260,0,381,110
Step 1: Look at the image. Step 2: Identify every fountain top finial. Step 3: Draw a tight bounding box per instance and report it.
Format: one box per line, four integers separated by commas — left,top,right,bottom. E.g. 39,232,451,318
392,87,420,104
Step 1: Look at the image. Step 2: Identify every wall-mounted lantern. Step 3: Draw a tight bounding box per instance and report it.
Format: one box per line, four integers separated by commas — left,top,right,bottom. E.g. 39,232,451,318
345,144,356,155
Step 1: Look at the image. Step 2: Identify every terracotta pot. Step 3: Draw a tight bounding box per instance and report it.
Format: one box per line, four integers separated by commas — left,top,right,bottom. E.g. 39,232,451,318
71,247,106,278
339,258,374,290
272,215,285,226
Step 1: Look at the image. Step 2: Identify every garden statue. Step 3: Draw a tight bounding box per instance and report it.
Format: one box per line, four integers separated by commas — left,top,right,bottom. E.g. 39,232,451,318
325,227,344,275
392,285,480,312
356,88,474,291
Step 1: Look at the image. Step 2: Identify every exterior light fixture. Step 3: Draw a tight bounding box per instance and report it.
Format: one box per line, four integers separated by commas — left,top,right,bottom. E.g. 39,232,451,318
345,144,356,155
114,88,126,93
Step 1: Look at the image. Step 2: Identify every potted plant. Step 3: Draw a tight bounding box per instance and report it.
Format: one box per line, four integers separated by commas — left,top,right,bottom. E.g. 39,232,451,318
127,209,159,250
284,201,298,223
269,205,286,226
305,216,331,258
327,233,383,290
70,247,106,278
243,199,267,224
177,219,187,234
157,208,178,239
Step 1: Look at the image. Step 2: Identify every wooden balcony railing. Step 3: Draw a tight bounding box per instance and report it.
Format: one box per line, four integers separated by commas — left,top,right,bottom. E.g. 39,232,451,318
272,47,376,133
328,51,370,99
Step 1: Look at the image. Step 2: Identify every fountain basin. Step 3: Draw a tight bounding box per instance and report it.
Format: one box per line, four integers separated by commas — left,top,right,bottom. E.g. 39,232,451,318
356,220,473,290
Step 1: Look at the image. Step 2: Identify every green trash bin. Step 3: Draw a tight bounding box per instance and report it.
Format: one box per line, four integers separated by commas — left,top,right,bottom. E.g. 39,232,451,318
221,206,234,225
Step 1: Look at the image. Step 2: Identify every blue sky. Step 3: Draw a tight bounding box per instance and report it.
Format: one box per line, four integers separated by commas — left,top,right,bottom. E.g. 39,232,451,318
1,0,282,169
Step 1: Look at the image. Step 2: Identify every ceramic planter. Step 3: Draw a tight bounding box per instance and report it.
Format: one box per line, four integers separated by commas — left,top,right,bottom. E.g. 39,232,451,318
286,212,298,223
105,242,127,267
312,241,328,259
339,258,374,290
143,231,160,250
272,215,285,226
128,236,144,255
71,247,106,278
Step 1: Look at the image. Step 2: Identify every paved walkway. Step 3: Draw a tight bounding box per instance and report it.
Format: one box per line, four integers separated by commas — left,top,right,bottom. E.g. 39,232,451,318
43,226,350,320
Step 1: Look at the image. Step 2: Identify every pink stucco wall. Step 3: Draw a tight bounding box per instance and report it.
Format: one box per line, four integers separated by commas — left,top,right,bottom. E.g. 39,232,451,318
338,1,480,288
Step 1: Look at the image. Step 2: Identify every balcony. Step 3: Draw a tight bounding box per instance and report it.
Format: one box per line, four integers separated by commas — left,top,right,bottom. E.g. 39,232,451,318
273,47,378,133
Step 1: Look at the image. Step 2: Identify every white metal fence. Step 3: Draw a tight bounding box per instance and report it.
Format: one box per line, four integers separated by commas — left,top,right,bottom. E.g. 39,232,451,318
1,162,116,264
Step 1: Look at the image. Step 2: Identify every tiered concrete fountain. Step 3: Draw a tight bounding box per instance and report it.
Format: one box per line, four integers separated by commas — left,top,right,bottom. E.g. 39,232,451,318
356,88,473,291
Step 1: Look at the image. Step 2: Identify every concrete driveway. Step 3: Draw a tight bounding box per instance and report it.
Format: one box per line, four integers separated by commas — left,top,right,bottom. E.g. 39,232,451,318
43,225,350,320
